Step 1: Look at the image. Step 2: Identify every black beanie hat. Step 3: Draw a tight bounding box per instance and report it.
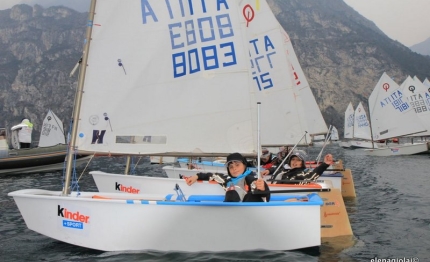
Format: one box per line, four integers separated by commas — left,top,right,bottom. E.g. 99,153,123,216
226,152,248,167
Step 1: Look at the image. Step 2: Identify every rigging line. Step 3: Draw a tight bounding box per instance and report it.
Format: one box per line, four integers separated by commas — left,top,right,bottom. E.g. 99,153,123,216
316,125,332,163
133,156,144,170
269,131,308,183
77,154,96,182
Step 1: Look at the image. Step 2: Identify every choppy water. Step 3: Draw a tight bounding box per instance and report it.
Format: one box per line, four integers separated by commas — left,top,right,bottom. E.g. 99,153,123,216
1,145,429,261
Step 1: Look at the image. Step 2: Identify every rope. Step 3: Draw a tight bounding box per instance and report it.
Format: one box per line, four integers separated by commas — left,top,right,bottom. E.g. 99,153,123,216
77,154,95,182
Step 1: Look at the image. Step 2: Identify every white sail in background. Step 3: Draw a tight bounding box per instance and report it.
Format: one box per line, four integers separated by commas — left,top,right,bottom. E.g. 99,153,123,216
401,76,430,136
368,73,426,140
38,110,66,147
344,102,354,139
244,0,301,146
330,126,339,141
423,78,430,87
281,29,328,138
353,102,372,140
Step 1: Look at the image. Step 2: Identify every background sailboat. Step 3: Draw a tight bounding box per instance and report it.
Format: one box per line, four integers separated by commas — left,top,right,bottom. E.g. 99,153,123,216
38,110,66,147
349,102,384,149
330,126,340,143
340,102,354,148
365,73,429,156
9,0,323,252
0,110,83,175
406,76,430,139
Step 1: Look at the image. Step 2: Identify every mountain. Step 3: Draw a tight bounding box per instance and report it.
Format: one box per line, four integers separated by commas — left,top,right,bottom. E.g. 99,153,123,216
410,37,430,56
1,0,430,141
0,4,86,140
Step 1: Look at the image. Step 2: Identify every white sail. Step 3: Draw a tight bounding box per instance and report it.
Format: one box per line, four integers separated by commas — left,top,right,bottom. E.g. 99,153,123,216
75,0,319,153
401,76,430,136
244,0,301,146
330,126,339,141
423,78,430,88
76,0,258,155
344,102,354,139
353,102,372,140
281,29,328,138
38,110,66,147
368,72,426,140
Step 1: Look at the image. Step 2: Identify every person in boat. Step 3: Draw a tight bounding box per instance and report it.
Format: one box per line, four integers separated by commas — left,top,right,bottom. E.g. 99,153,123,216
274,146,289,165
10,118,33,149
259,147,278,169
257,146,291,175
261,150,334,184
186,152,271,202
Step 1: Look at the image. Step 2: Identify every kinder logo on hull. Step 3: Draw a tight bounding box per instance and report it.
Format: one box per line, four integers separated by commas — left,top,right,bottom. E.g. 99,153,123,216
115,182,141,194
58,205,90,230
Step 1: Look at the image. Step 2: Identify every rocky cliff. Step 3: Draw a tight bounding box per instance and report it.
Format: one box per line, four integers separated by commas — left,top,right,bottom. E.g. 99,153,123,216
0,4,87,141
1,1,430,141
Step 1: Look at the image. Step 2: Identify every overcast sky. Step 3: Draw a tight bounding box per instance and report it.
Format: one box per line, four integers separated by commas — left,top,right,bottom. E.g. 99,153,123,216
0,0,429,47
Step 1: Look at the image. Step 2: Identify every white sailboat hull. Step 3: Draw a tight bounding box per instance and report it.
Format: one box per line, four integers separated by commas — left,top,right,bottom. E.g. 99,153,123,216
91,171,331,195
340,140,385,149
340,141,351,149
349,140,382,149
93,171,226,195
9,189,322,252
160,166,343,190
364,142,429,156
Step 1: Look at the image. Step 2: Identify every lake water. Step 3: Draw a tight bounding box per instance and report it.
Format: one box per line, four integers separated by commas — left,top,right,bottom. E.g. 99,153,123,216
1,145,429,261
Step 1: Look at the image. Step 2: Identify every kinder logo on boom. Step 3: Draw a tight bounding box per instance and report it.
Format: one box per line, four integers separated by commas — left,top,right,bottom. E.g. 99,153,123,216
58,205,90,230
115,182,141,194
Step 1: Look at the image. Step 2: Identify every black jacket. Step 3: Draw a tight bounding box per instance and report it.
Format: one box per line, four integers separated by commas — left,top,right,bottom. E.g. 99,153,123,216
196,171,271,202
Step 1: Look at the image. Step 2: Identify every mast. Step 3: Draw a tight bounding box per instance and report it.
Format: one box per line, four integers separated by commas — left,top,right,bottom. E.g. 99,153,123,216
63,0,97,195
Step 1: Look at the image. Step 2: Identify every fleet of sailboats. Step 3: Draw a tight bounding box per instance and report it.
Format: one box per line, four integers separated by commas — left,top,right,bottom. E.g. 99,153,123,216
364,73,429,156
340,102,384,149
6,0,428,254
341,73,430,155
9,0,326,252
